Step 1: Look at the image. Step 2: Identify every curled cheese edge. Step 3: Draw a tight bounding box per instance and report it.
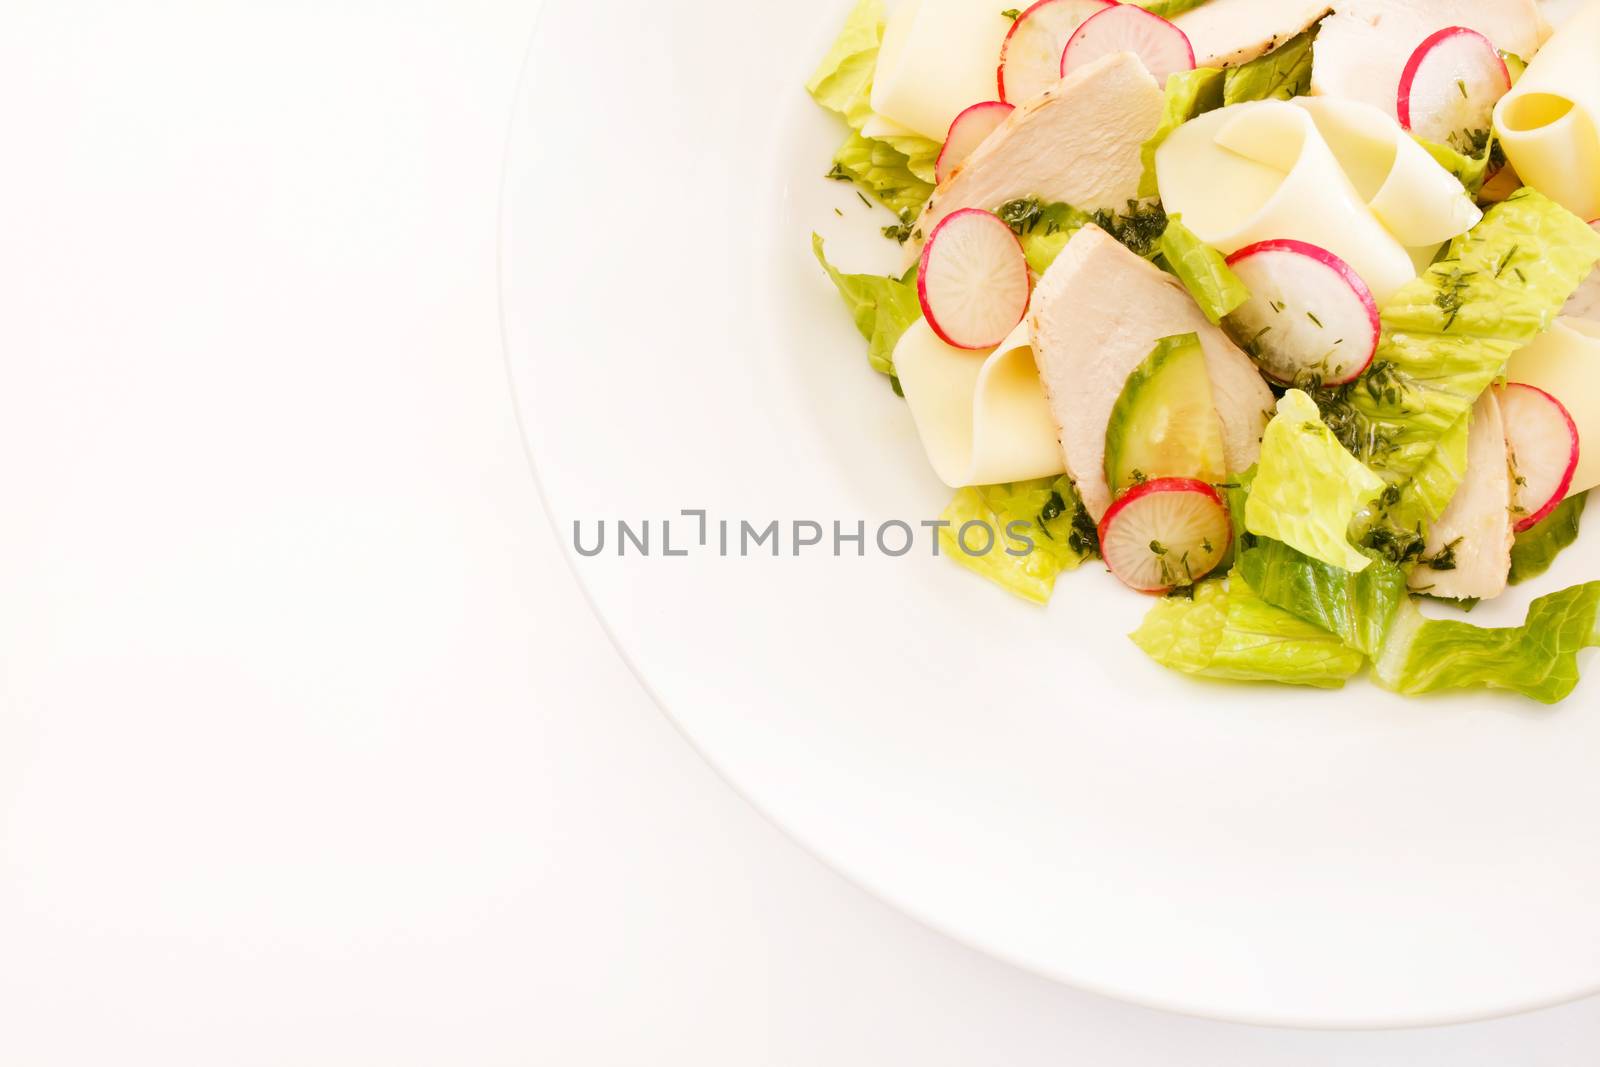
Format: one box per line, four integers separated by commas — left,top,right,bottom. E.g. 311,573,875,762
1495,1,1600,223
894,318,1064,489
1155,100,1480,304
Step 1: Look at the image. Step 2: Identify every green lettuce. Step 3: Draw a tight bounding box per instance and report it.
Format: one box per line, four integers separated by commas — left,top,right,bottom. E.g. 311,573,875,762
996,197,1170,275
1132,575,1367,689
812,235,921,378
940,477,1096,605
1317,190,1600,549
1510,492,1588,585
1238,539,1408,657
1417,136,1494,197
1157,215,1249,324
1223,30,1315,106
1138,67,1225,198
1247,390,1386,573
831,132,938,217
1374,583,1600,704
806,0,881,129
808,0,939,215
1137,0,1212,17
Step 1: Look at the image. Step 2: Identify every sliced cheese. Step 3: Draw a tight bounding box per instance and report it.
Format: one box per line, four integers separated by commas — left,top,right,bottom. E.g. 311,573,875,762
1293,96,1482,248
894,318,1065,489
870,0,1012,142
1494,1,1600,222
1156,101,1420,303
1505,316,1600,497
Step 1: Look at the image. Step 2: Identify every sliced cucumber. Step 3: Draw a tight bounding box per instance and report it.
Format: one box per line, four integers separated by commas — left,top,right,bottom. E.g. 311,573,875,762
1104,332,1226,496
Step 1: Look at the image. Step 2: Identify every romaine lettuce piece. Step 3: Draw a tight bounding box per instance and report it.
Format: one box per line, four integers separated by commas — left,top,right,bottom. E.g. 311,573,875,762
1222,30,1315,106
1416,136,1493,197
1247,390,1386,573
1238,539,1408,657
1137,0,1212,17
808,0,939,214
1139,67,1225,198
812,235,921,378
1373,583,1600,704
940,477,1095,605
831,132,938,218
1510,492,1588,586
806,0,881,130
1317,190,1600,549
1157,215,1249,324
997,198,1094,276
1132,574,1367,689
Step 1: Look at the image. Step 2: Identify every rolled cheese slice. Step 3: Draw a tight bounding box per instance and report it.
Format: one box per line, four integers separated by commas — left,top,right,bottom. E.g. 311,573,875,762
1505,316,1600,497
894,318,1065,489
1293,97,1482,248
1156,101,1420,303
871,0,1012,142
1494,0,1600,222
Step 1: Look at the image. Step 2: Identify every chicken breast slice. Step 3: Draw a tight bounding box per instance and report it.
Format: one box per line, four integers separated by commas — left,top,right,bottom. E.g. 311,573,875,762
1029,225,1275,521
1408,391,1515,601
905,52,1162,266
1171,0,1332,69
1313,0,1552,122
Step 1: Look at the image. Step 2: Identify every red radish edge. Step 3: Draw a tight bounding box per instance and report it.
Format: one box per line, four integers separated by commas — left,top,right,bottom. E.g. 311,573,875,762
935,101,1015,185
1096,477,1231,594
1224,239,1380,386
1499,383,1580,532
916,208,1031,351
1060,4,1195,84
997,0,1116,103
1397,26,1511,133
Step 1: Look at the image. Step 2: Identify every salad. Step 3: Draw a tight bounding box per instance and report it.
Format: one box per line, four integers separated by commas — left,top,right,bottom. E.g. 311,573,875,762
809,0,1600,703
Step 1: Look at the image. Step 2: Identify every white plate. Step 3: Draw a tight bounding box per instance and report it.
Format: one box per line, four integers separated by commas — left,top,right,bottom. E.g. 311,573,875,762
502,0,1600,1028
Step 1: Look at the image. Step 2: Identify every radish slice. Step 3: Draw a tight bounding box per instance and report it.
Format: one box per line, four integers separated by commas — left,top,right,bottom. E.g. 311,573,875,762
1061,5,1194,86
1398,27,1512,147
998,0,1115,104
1224,239,1380,387
1497,383,1580,532
917,209,1031,351
1097,478,1231,594
935,101,1015,185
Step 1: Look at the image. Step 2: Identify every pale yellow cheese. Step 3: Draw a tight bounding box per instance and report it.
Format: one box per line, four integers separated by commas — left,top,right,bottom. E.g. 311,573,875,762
871,0,1012,142
893,318,1065,488
1505,316,1600,497
1494,1,1600,222
1294,97,1482,248
1156,101,1419,303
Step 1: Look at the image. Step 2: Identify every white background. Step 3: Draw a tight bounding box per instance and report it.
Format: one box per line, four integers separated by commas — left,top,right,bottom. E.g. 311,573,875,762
1,2,1598,1062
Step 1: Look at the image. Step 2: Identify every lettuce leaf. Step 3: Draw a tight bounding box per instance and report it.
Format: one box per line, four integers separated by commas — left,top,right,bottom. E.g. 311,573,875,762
1247,390,1386,573
1157,215,1249,324
1132,574,1367,689
806,0,882,130
940,477,1095,605
831,132,938,217
812,234,921,378
1139,67,1225,198
996,197,1171,275
1509,492,1588,585
1373,583,1600,704
1315,190,1600,550
1417,136,1493,197
1137,0,1212,17
1238,539,1408,657
1223,31,1315,106
808,0,938,215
